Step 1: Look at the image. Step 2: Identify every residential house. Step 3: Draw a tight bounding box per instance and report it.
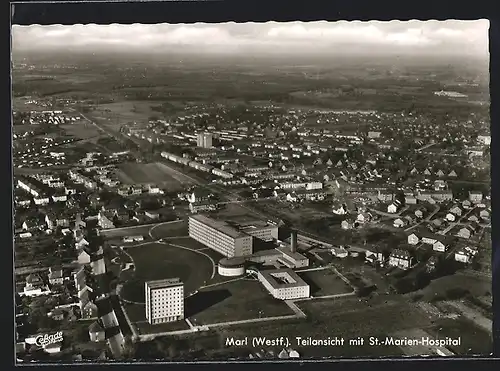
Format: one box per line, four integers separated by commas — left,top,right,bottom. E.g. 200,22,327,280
468,215,479,223
445,212,457,222
450,206,463,217
388,249,413,270
189,200,217,214
479,209,490,220
448,170,457,177
48,266,64,286
469,191,483,204
365,247,384,265
341,219,356,230
405,195,417,205
457,226,474,239
414,208,426,219
407,233,419,245
89,321,106,342
455,249,472,264
332,204,348,215
331,246,348,258
24,273,44,291
81,295,99,319
393,218,407,228
387,200,402,214
462,200,472,209
420,232,438,246
356,212,372,224
98,212,115,229
378,190,394,202
77,249,92,265
433,239,449,253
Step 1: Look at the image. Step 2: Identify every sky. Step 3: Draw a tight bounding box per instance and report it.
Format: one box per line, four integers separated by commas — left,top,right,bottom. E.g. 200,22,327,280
12,20,489,57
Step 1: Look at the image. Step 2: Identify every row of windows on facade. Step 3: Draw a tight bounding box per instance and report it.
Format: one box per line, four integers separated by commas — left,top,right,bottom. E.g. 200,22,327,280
189,223,238,243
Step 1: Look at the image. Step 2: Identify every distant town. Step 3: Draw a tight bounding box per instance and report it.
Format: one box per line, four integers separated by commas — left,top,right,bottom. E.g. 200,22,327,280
12,20,492,362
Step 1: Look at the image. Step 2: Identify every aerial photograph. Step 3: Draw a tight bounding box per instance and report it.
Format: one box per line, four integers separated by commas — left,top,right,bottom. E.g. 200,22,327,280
11,20,492,362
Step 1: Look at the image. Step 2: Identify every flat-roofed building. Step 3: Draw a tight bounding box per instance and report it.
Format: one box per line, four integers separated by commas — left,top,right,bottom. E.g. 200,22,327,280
188,214,253,257
257,268,310,300
238,221,279,242
276,245,309,268
145,278,184,325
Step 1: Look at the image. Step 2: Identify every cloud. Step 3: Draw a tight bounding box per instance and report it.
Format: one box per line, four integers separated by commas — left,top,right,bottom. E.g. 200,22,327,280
11,20,489,55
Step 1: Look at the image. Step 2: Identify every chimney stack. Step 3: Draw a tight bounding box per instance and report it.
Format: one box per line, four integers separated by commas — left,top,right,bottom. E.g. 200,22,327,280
290,230,298,253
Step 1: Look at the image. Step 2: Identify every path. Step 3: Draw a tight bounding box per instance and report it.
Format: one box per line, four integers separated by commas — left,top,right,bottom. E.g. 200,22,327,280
404,205,440,232
147,219,185,239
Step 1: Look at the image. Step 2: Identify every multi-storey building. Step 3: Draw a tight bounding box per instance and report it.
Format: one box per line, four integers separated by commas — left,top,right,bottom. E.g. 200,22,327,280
196,132,213,148
257,269,310,300
145,278,184,325
188,214,253,257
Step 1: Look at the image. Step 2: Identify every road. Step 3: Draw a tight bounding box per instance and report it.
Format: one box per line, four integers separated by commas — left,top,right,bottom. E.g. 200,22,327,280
368,205,409,219
416,142,438,152
404,205,440,232
439,206,477,236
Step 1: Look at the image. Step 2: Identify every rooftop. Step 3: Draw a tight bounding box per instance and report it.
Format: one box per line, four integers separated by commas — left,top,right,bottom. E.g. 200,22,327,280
276,245,309,262
145,278,183,290
259,268,308,289
190,214,248,239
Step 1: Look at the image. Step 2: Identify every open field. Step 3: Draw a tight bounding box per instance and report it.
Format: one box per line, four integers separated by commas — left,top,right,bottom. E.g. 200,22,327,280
299,269,353,297
94,100,160,122
60,123,102,140
427,317,493,355
162,237,208,251
149,220,188,239
115,162,186,190
410,272,490,302
212,203,260,219
121,242,214,302
189,278,294,325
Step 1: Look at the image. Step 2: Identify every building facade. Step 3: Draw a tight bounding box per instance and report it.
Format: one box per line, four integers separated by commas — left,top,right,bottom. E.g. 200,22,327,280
145,278,184,325
257,269,310,300
188,215,253,257
197,132,213,148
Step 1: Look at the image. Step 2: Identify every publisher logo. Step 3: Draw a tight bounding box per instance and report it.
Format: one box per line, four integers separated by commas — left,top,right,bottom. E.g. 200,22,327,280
34,332,63,347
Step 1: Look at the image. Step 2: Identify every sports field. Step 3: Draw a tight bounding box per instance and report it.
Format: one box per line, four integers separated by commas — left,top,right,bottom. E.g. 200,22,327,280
115,162,191,190
121,242,215,303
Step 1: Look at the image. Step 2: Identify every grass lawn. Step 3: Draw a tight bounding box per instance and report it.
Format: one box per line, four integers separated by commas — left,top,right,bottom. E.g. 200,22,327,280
164,237,208,251
411,272,490,302
299,269,353,296
189,278,294,325
149,220,188,239
426,317,493,355
299,295,432,338
121,243,214,302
